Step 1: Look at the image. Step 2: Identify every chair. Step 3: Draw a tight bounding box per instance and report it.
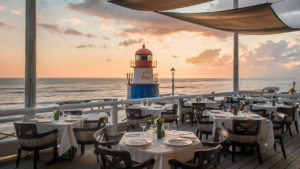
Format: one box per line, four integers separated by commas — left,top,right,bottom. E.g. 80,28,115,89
194,114,213,140
98,145,155,169
223,120,262,164
206,100,225,111
66,110,82,115
191,103,206,127
253,101,266,104
207,96,214,101
161,104,179,129
14,123,58,169
94,127,119,164
73,115,108,154
168,144,222,169
202,127,228,157
251,109,269,119
270,112,287,158
283,101,299,107
125,108,151,131
179,99,193,125
277,107,298,137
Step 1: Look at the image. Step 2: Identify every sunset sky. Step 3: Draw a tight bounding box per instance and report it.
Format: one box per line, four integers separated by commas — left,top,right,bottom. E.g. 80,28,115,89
0,0,300,78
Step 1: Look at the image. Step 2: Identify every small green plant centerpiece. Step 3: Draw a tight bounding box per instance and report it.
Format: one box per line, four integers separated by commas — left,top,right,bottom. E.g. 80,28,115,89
149,116,165,139
195,96,200,102
232,104,243,115
53,107,60,121
272,96,277,106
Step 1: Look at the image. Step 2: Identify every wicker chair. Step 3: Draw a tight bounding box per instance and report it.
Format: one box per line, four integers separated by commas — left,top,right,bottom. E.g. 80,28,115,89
168,145,222,169
191,103,206,127
277,107,298,137
14,123,58,169
270,112,287,158
223,120,262,164
94,127,119,164
161,104,179,129
195,114,213,140
73,115,108,154
98,145,155,169
125,108,151,131
179,99,193,125
251,109,269,119
202,127,228,157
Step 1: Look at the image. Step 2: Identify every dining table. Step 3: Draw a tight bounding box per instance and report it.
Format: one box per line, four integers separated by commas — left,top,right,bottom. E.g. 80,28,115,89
203,110,275,146
128,104,167,117
184,100,219,109
117,131,203,169
252,103,300,125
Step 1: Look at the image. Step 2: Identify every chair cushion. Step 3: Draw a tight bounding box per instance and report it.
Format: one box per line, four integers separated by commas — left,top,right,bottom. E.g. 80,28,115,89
228,133,259,143
18,133,57,148
198,124,213,132
75,131,95,142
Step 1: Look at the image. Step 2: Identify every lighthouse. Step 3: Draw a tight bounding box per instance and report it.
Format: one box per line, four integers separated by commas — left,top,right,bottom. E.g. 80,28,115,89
126,44,159,99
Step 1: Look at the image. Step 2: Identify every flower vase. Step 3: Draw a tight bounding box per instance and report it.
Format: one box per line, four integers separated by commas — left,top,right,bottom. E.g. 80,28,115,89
156,122,162,139
272,100,276,106
54,110,60,121
232,106,238,115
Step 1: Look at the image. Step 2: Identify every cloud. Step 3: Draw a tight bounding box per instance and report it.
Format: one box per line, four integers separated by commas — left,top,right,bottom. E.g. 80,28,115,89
100,44,109,49
76,43,95,48
0,5,6,11
98,19,114,31
40,1,47,8
186,49,222,65
37,13,44,19
172,55,181,58
0,21,18,31
59,17,85,25
102,36,110,40
107,60,111,62
118,38,143,47
37,23,97,39
10,9,24,15
65,0,230,41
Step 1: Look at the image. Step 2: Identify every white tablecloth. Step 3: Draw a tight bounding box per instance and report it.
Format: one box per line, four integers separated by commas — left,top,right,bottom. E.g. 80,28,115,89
31,117,87,156
203,110,274,146
128,106,167,117
117,131,203,169
244,98,271,104
252,104,300,125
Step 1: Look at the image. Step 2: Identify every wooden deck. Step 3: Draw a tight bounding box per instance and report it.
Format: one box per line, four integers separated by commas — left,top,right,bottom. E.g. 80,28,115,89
1,122,300,169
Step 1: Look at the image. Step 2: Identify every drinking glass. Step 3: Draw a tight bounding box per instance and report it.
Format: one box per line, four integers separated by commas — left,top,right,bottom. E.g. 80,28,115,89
140,121,146,137
171,123,177,138
164,123,169,138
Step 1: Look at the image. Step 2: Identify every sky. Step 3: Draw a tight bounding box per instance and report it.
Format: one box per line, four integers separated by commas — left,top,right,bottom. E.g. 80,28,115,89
0,0,300,78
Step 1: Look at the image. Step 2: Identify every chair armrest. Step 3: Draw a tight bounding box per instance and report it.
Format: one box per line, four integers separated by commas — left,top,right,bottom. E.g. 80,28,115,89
133,158,155,169
201,141,221,148
168,159,197,169
36,129,58,138
97,140,120,147
222,122,233,134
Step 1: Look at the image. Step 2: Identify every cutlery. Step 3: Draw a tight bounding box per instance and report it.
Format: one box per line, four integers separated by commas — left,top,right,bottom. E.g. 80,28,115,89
160,144,177,150
143,143,156,150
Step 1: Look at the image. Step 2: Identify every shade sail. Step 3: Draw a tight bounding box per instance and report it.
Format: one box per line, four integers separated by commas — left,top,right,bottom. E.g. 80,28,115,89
108,0,212,11
158,3,299,35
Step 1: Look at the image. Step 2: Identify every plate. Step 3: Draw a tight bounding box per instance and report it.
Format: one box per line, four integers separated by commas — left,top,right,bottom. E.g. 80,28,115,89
229,116,246,119
250,114,261,118
64,119,78,122
36,120,52,123
124,138,152,147
71,116,83,118
164,138,193,147
214,115,226,118
210,110,221,113
178,135,198,139
180,132,192,135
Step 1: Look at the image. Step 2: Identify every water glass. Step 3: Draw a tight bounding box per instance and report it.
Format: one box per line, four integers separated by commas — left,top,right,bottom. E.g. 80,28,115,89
171,123,177,138
140,121,146,137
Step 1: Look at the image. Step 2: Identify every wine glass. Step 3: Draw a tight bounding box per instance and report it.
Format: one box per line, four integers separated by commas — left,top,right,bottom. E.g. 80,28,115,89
163,123,169,138
140,121,146,137
171,123,177,138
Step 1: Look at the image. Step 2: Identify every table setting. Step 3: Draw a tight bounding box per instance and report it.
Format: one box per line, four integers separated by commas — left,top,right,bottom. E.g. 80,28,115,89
128,100,167,117
117,116,203,169
203,109,275,146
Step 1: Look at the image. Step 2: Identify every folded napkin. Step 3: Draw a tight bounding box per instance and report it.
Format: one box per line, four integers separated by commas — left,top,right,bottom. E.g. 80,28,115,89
71,116,83,118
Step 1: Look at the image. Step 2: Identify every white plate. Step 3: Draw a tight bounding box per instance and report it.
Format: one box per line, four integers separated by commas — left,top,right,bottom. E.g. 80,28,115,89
214,115,226,118
229,115,246,119
64,119,78,122
164,138,192,147
210,110,221,113
124,138,152,147
179,135,198,139
250,114,261,118
36,120,52,123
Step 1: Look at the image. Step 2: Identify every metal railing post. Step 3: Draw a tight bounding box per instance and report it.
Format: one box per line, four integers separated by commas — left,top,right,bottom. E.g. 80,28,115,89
110,104,118,136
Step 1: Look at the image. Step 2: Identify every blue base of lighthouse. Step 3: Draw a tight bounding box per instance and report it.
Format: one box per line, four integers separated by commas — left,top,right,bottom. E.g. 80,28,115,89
128,84,159,99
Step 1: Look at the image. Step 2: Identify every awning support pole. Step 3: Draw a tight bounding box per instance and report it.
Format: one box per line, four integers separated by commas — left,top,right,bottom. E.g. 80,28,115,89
233,0,239,96
24,0,37,121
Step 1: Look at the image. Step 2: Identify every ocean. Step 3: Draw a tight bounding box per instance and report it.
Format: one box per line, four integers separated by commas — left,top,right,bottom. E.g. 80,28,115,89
1,78,300,110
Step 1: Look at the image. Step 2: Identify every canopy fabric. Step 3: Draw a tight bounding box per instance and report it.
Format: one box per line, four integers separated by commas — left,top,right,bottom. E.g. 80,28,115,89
108,0,212,11
158,3,299,35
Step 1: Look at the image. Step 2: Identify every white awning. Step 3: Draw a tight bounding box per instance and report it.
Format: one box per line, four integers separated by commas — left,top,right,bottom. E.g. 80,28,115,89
108,0,212,11
158,3,299,35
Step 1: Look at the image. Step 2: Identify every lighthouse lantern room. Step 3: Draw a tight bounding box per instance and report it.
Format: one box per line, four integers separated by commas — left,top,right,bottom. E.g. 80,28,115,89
127,44,159,99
